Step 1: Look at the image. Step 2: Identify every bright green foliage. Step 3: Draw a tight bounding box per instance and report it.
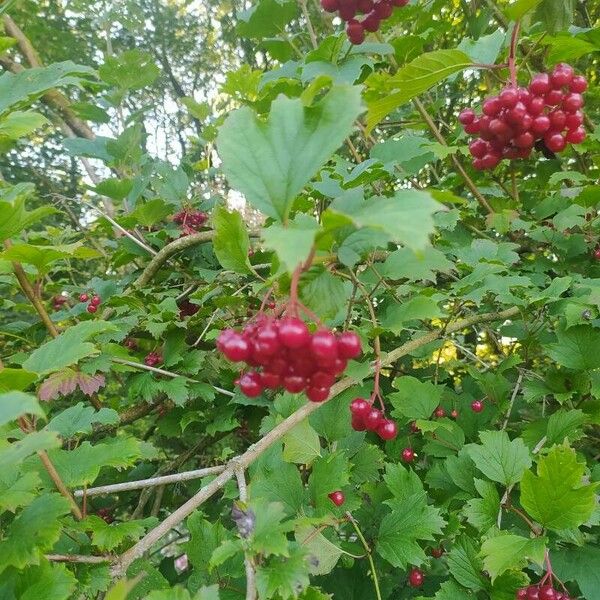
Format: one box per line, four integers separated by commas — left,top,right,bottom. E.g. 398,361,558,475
480,533,546,581
520,445,598,531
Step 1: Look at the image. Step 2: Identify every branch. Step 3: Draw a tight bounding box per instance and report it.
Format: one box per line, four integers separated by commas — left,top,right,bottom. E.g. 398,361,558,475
502,371,523,430
235,467,257,600
46,554,112,564
74,466,226,497
112,305,521,576
38,450,83,519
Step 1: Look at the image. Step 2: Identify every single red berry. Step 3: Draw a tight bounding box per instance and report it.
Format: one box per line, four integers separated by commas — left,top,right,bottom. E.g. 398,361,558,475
431,547,444,558
357,0,373,11
278,317,310,349
516,589,528,600
434,406,446,418
373,0,392,18
469,139,488,159
311,329,338,360
546,89,564,106
350,397,371,417
515,132,535,149
307,386,330,403
551,63,574,87
529,73,551,96
408,567,424,588
346,20,365,44
410,421,421,434
545,132,567,153
531,115,551,134
526,586,540,600
459,109,476,125
377,419,398,440
565,110,584,130
221,332,250,362
563,93,584,113
239,372,263,397
482,97,501,117
401,447,415,463
87,304,97,313
528,96,546,115
364,407,383,431
79,293,89,302
566,127,586,144
450,409,459,419
538,585,557,600
283,374,307,394
337,331,362,359
593,248,600,261
362,12,380,32
339,0,357,20
90,295,101,306
569,75,588,93
499,87,518,108
328,490,345,506
351,414,367,431
260,371,281,389
471,400,484,413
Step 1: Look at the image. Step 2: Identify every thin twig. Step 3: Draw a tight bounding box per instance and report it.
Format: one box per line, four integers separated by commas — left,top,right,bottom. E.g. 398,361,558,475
502,372,523,430
46,554,112,564
346,512,382,600
73,466,226,497
235,467,257,600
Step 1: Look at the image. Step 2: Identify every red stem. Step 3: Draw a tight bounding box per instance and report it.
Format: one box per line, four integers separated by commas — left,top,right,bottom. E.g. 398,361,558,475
509,20,521,86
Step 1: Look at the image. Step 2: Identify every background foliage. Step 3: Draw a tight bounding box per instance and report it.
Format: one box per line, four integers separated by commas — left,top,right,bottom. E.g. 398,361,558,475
0,0,599,599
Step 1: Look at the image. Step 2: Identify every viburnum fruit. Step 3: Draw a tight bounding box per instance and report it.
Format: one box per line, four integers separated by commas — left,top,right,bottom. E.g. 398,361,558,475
459,64,588,170
86,304,97,313
144,351,163,367
471,400,484,413
401,447,415,463
79,293,89,302
321,0,409,45
350,397,397,440
173,209,208,236
90,295,101,306
328,490,345,506
217,311,361,401
593,248,600,261
434,406,446,418
431,546,444,558
52,295,67,310
450,409,459,419
515,583,569,600
408,567,425,588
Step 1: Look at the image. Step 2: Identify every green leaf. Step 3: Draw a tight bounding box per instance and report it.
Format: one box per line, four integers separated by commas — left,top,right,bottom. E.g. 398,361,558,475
0,61,95,116
480,533,546,581
0,431,61,469
329,190,440,251
212,205,253,274
237,0,298,39
23,321,117,376
93,178,134,200
99,50,160,91
465,430,532,487
81,515,157,552
382,295,444,334
217,85,363,221
552,545,600,600
17,561,77,600
250,458,307,515
382,247,454,283
300,268,350,320
255,550,310,600
308,451,350,510
0,494,70,574
389,376,443,420
0,110,48,142
383,462,424,500
0,391,44,427
546,325,600,371
0,368,38,392
0,242,100,273
429,580,469,600
366,50,473,130
262,214,320,272
463,479,501,532
376,493,445,569
520,444,597,531
46,403,119,437
0,192,56,244
0,471,40,512
533,0,576,33
184,515,227,578
505,0,543,19
295,524,342,575
282,419,321,465
446,536,487,591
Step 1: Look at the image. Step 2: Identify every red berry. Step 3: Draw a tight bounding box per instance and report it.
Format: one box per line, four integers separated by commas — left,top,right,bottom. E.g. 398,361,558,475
516,589,528,600
531,115,551,134
471,400,484,413
320,0,338,11
506,102,527,125
239,372,263,397
90,295,101,306
362,12,381,32
328,490,345,506
256,324,280,355
410,421,421,434
87,304,97,313
594,249,600,261
222,333,250,362
434,406,446,418
260,371,281,389
482,97,501,117
364,407,383,431
551,63,574,87
373,0,393,18
526,586,540,600
283,374,307,394
377,419,398,440
528,96,546,115
450,409,459,419
459,109,476,125
278,317,310,349
529,73,551,96
311,329,338,360
357,0,373,11
545,132,567,153
346,20,364,44
569,75,588,93
566,127,586,144
350,397,371,417
79,293,89,302
351,414,367,431
464,119,481,134
401,447,415,462
549,110,567,130
431,547,444,558
311,371,335,388
339,0,357,20
565,110,583,130
337,331,362,359
515,132,535,149
499,87,518,108
469,139,488,159
546,89,564,106
408,567,424,588
538,585,556,600
562,93,584,113
307,386,330,403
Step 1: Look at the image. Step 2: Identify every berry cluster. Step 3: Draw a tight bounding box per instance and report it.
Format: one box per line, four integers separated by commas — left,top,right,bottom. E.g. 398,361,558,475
79,292,101,313
218,316,362,401
173,209,208,236
459,64,587,170
516,584,571,600
320,0,409,45
349,397,398,440
144,351,163,367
